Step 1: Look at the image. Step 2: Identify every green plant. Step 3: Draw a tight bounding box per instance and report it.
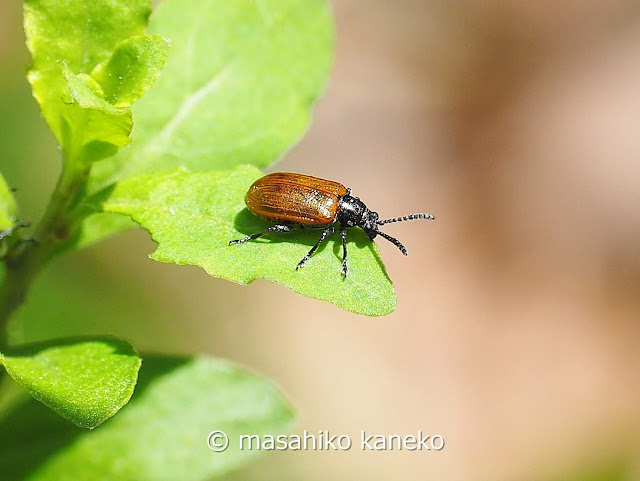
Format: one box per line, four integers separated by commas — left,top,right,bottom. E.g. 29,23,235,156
0,0,395,478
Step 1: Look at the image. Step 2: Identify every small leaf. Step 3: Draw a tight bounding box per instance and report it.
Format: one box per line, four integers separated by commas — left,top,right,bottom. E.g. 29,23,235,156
102,166,396,316
63,67,127,115
0,356,296,481
61,64,133,164
89,0,334,191
0,338,141,429
24,0,152,146
91,35,170,108
0,172,17,231
24,1,167,168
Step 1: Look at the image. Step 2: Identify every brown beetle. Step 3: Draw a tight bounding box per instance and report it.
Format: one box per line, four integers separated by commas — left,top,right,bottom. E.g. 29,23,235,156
229,172,435,276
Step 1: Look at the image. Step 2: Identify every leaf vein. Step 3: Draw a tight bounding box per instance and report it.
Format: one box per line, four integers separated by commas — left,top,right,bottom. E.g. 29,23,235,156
147,0,300,153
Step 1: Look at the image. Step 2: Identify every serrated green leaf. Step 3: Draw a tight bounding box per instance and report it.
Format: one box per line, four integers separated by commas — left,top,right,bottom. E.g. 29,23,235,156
102,166,396,316
0,356,296,481
91,35,170,108
89,0,333,191
24,0,152,145
0,338,141,429
0,172,17,231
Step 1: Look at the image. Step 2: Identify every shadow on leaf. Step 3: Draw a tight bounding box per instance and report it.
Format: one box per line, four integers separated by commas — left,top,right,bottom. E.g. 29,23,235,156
232,207,377,260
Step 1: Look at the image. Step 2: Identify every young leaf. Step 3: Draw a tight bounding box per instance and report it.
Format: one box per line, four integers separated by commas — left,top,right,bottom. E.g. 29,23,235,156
0,356,296,481
58,34,169,165
0,172,17,231
102,166,397,316
89,0,334,191
24,0,152,146
0,338,141,429
61,65,133,164
63,67,128,115
91,35,170,108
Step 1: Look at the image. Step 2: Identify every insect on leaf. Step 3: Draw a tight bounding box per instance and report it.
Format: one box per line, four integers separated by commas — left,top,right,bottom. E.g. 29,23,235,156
102,166,397,316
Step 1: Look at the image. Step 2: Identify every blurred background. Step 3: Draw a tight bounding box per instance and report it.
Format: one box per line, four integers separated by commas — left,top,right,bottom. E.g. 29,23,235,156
1,0,640,480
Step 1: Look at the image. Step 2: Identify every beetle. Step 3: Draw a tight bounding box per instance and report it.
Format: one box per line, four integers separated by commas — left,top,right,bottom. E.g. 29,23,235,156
228,172,435,277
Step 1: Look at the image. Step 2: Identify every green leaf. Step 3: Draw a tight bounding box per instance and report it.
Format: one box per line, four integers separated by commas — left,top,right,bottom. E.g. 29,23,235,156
0,172,17,231
63,67,128,115
91,35,170,108
25,2,168,167
24,0,152,145
61,64,133,164
0,338,141,429
0,356,296,481
89,0,333,191
102,166,396,316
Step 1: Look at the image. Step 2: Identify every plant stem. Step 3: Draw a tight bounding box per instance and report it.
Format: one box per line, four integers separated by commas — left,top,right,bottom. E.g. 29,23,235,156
0,162,88,347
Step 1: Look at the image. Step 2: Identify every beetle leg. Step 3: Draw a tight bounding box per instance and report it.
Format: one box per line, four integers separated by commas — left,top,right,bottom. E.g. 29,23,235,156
296,226,334,270
340,227,348,277
228,224,295,245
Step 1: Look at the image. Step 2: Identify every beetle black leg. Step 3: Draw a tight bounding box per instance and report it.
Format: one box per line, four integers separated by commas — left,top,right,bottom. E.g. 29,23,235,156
228,224,296,245
296,226,334,270
340,227,348,277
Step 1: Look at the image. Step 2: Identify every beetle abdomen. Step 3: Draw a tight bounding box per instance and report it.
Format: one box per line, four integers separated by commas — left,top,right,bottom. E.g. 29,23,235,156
245,173,348,226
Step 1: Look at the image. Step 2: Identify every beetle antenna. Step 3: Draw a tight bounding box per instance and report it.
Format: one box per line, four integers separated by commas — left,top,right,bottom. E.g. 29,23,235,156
377,213,435,226
375,229,408,256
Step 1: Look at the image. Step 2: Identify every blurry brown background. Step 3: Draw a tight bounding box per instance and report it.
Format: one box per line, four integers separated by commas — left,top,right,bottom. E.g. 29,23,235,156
1,0,640,480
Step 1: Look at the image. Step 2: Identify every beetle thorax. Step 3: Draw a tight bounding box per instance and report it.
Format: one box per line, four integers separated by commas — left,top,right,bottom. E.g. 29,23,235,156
337,195,379,237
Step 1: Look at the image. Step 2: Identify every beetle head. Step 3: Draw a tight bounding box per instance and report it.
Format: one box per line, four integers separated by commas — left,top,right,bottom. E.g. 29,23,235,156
362,210,380,239
337,195,379,238
339,193,435,257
